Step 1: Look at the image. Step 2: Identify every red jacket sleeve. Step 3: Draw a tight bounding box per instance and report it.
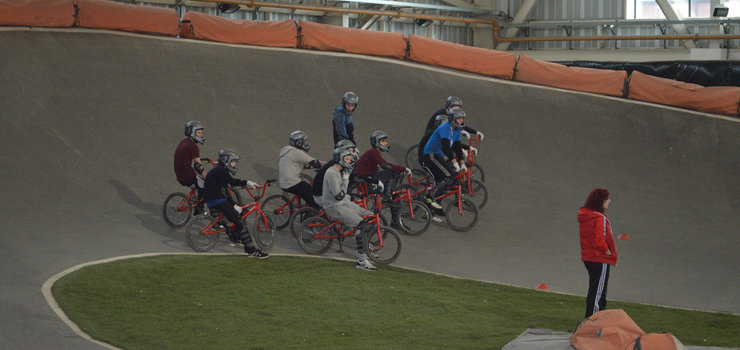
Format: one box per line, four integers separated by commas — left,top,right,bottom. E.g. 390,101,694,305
592,217,611,253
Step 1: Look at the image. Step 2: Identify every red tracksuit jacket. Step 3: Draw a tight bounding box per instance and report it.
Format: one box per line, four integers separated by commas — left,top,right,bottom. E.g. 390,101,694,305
578,207,618,266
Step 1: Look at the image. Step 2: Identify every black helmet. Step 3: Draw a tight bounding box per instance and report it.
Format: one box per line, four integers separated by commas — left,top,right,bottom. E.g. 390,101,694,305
333,147,356,172
445,96,463,110
184,120,205,144
370,130,390,152
218,148,240,175
289,130,310,151
447,108,466,130
341,92,359,113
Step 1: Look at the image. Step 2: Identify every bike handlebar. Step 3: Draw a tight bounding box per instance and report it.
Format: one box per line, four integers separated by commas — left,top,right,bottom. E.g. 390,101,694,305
242,179,277,200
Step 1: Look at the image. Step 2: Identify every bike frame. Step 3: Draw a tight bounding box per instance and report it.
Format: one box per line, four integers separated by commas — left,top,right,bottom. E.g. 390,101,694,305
355,180,420,220
172,158,222,213
403,171,467,215
199,181,274,236
459,135,481,197
304,211,384,246
271,192,305,217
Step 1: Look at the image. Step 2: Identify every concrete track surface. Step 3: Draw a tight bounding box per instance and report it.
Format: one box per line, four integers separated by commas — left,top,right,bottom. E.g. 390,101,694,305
1,29,738,349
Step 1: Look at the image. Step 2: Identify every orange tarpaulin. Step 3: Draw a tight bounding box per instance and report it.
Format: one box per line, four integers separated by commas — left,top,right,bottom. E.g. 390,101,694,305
299,21,407,59
407,34,516,80
515,54,628,97
571,309,645,350
76,0,180,36
628,71,740,116
181,12,298,48
0,0,75,27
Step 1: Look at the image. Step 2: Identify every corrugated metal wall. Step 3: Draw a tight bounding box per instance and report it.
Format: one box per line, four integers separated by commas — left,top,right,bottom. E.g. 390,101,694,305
137,0,737,50
497,0,738,49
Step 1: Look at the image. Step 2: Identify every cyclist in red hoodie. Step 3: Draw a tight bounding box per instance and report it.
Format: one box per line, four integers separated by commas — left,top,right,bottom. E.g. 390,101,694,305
578,188,618,318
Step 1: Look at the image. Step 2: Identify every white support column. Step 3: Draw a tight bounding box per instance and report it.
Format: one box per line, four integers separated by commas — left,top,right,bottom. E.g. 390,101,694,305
472,0,495,48
691,0,727,59
324,2,351,28
494,0,537,51
709,0,725,49
655,0,697,48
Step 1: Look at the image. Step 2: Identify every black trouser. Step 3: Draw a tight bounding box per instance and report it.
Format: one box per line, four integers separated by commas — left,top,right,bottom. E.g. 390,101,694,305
373,169,401,199
284,181,319,208
584,261,610,318
179,177,204,204
359,172,401,222
212,199,256,253
421,154,456,198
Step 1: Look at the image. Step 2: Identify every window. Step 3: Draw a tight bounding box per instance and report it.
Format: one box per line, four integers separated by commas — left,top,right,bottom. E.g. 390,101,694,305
626,0,738,19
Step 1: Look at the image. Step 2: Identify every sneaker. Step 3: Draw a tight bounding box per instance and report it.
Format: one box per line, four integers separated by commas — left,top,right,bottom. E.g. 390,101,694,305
246,249,269,259
228,241,244,247
424,196,442,210
390,222,402,230
356,259,377,271
431,216,444,223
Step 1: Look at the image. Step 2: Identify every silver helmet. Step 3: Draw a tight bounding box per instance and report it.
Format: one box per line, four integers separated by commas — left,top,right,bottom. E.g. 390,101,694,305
447,108,466,130
333,147,356,172
218,148,240,175
445,96,463,110
289,130,310,151
335,139,359,158
184,120,205,144
370,130,390,152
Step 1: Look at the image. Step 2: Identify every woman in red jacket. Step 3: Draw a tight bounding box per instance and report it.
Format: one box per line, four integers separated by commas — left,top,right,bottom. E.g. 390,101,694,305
578,188,617,318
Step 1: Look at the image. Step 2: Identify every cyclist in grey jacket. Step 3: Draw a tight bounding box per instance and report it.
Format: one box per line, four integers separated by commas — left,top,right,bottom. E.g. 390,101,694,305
321,147,377,271
279,131,321,208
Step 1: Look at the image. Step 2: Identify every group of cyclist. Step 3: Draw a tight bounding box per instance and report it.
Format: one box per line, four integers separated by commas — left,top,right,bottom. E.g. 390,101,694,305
173,92,483,270
174,121,269,258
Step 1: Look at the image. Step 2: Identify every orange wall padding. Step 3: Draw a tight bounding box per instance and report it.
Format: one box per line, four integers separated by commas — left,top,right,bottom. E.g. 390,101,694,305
0,0,75,27
299,20,407,59
515,54,628,97
407,34,516,80
628,71,740,116
76,0,180,36
180,12,297,48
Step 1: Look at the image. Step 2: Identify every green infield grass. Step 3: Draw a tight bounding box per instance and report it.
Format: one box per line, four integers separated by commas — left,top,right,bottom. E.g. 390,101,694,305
51,255,740,349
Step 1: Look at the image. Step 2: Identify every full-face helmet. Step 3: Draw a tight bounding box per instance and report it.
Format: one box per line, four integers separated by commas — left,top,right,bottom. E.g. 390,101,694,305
447,108,466,130
289,130,310,151
445,96,463,110
370,130,390,152
218,148,240,175
184,120,205,144
333,147,356,172
335,139,359,158
341,91,359,113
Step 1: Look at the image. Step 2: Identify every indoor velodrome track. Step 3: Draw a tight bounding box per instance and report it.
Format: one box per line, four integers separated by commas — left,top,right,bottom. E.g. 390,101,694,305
1,28,738,349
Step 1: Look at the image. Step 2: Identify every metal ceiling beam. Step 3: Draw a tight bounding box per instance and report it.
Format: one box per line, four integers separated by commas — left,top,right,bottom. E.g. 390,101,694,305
502,18,740,28
655,0,696,48
334,0,492,14
494,0,536,50
358,4,391,29
436,0,486,11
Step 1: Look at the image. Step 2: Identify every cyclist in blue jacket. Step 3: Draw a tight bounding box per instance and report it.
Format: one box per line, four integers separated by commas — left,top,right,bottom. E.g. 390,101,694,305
422,108,468,206
332,91,359,145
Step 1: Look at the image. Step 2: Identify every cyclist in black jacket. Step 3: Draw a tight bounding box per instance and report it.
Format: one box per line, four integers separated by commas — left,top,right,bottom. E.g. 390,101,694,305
204,148,268,258
424,96,484,139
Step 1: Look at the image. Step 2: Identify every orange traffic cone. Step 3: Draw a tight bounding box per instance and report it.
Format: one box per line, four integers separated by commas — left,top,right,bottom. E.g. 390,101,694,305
535,283,550,290
618,234,631,240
